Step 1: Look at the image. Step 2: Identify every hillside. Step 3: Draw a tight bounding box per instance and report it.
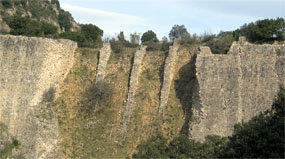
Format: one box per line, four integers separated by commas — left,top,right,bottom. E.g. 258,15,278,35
0,0,80,33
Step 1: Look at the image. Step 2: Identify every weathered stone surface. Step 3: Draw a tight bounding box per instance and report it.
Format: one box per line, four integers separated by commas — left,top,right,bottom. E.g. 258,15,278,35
0,18,10,33
189,37,285,141
0,35,77,158
159,39,180,114
95,43,111,83
120,45,147,143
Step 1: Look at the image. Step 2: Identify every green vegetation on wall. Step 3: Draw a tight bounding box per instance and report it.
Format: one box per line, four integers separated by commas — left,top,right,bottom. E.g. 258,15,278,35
0,122,19,159
0,139,19,159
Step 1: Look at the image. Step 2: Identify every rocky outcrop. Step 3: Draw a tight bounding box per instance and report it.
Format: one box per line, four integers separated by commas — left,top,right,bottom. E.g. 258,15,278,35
0,35,77,158
159,39,180,114
95,43,111,83
189,37,285,141
120,45,147,143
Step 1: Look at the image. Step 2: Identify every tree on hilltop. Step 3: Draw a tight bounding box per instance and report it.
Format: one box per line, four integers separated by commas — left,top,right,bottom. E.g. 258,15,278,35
141,30,158,43
169,25,190,42
236,18,285,43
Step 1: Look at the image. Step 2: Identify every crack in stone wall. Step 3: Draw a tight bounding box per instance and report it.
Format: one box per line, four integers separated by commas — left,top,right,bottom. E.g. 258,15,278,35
189,37,285,141
120,45,147,144
0,35,77,158
95,43,111,83
159,39,180,115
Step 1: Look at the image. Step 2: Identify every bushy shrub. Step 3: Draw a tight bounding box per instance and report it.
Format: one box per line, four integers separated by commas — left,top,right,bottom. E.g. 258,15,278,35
144,41,161,51
221,86,285,158
205,31,234,54
51,0,60,9
133,133,228,159
132,134,168,159
20,0,28,9
83,81,113,113
169,25,190,42
7,16,58,36
80,24,103,48
58,9,72,31
57,24,103,48
58,31,85,43
237,18,285,43
133,87,285,159
110,39,124,53
160,40,171,51
141,30,158,43
1,0,13,8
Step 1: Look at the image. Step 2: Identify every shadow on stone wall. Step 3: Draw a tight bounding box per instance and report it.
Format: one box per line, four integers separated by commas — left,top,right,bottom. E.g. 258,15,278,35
42,87,56,103
174,54,197,135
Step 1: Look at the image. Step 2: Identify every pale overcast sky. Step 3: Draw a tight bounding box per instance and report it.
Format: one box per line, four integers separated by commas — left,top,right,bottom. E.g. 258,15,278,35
59,0,285,40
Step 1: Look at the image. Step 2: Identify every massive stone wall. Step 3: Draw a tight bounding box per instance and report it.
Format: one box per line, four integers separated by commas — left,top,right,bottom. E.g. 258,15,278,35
0,35,77,158
189,37,285,141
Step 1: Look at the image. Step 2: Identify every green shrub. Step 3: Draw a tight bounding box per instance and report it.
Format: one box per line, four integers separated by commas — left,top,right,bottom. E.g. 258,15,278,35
41,22,58,35
58,31,85,43
221,86,285,158
133,87,285,158
160,41,171,51
144,41,161,51
1,0,13,8
58,9,72,31
132,134,168,159
7,16,31,35
58,27,103,48
0,139,19,159
141,30,158,43
167,135,228,159
20,0,27,9
236,18,285,43
83,81,113,113
206,31,234,54
7,16,58,36
110,39,124,53
80,24,103,47
51,0,60,9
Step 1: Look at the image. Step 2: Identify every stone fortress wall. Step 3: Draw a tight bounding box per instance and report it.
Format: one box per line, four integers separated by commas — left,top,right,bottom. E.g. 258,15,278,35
0,35,77,158
0,34,284,158
189,37,285,141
